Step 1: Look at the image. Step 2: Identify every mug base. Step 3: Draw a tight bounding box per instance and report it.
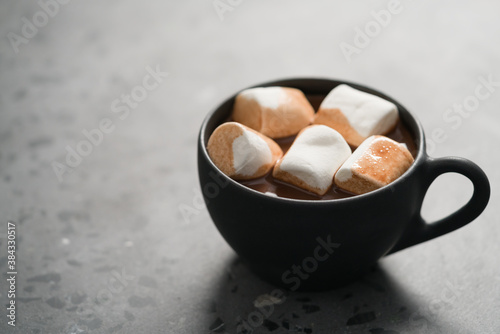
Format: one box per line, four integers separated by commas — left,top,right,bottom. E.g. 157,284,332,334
244,259,376,292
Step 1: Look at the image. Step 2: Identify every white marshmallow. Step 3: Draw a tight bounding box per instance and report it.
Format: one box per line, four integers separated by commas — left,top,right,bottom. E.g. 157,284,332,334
334,135,414,195
232,127,272,177
207,121,283,181
320,84,398,137
233,87,315,138
238,87,287,109
335,136,377,183
274,125,351,195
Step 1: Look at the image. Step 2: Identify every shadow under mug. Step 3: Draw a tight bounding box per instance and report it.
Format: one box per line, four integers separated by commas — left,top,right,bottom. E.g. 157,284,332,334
197,78,490,291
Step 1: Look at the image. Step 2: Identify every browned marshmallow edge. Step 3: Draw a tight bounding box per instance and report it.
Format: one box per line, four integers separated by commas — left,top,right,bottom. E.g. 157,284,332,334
207,122,282,181
313,108,366,147
334,135,414,195
232,87,315,139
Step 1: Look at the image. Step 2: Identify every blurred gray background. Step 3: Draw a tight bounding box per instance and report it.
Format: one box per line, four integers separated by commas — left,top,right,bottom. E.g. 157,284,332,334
0,0,499,333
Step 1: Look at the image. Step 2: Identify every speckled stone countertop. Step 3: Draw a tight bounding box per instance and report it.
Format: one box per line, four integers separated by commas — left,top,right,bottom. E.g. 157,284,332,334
0,1,499,333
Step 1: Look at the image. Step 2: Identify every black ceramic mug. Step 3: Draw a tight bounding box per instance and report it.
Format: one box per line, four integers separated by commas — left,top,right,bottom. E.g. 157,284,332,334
197,78,490,291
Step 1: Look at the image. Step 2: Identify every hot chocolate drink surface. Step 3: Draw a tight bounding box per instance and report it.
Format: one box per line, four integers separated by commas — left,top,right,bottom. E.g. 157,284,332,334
237,94,417,200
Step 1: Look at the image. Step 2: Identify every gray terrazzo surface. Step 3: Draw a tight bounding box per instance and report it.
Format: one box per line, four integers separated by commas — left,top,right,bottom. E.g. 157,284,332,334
0,1,499,333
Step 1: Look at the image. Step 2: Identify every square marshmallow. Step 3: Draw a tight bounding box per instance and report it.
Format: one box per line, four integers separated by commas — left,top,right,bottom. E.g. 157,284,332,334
314,84,399,147
207,122,283,180
273,125,351,196
233,87,315,139
334,135,414,194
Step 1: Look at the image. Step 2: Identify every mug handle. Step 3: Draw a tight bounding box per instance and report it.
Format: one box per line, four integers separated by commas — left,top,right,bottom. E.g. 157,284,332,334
389,156,490,254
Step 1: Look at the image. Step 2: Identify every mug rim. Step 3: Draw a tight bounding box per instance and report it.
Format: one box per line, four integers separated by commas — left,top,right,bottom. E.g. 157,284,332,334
199,77,426,204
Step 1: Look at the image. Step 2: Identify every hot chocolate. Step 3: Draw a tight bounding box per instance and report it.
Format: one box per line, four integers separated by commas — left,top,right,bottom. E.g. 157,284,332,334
238,94,417,200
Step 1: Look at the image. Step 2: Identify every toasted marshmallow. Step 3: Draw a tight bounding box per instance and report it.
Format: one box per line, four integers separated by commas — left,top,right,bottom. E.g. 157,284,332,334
273,125,351,196
207,122,282,180
314,84,398,147
233,87,315,139
334,136,414,195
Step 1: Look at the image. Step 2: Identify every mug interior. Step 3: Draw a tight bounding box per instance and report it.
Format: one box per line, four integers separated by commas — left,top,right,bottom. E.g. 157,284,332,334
199,78,425,202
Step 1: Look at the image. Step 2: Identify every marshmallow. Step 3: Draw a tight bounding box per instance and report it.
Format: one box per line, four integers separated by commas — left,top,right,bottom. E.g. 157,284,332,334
233,87,315,139
334,136,414,195
207,122,283,180
313,84,399,147
273,125,351,196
